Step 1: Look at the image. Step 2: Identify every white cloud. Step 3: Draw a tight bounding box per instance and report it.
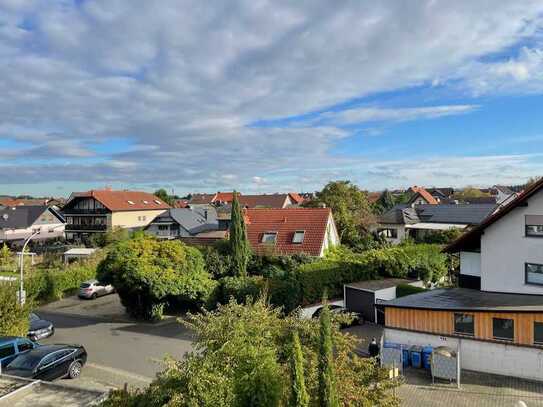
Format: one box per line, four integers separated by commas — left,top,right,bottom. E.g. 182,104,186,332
0,1,543,194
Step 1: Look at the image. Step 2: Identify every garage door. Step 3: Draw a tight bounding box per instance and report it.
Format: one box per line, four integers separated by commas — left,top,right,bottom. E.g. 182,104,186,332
344,287,376,323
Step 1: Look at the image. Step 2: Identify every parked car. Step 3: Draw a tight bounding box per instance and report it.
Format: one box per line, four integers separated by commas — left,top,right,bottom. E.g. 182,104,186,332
0,336,39,368
78,279,115,299
4,344,87,381
312,305,362,328
28,312,54,341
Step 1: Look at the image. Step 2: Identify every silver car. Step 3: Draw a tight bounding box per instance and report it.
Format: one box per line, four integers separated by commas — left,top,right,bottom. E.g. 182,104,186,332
78,279,115,299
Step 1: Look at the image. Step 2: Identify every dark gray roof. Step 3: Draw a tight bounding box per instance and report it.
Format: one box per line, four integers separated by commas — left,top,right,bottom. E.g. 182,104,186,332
345,278,421,292
378,203,496,226
378,204,419,224
383,288,543,312
0,206,61,229
151,207,218,235
415,204,496,225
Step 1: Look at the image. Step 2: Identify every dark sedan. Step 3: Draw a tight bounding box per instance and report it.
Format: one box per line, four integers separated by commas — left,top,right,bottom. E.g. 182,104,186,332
4,344,87,381
28,312,54,341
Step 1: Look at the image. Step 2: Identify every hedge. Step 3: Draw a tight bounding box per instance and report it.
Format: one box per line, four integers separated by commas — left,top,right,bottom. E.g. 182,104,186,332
24,253,103,303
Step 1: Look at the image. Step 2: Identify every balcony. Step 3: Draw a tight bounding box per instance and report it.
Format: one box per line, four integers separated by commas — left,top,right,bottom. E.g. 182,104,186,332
65,224,107,232
62,208,109,215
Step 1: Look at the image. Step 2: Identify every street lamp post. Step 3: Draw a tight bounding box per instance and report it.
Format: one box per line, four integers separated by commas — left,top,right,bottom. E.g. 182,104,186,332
18,224,64,306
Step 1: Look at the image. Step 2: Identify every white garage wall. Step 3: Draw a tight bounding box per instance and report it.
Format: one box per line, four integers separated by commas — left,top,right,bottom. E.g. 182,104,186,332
385,328,543,381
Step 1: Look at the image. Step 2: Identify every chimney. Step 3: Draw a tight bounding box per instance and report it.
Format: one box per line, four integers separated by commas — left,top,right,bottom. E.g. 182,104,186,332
204,209,208,220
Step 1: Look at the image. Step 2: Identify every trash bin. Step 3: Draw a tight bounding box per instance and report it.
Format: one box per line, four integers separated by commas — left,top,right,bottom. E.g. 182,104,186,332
410,346,422,368
422,346,433,369
402,347,410,368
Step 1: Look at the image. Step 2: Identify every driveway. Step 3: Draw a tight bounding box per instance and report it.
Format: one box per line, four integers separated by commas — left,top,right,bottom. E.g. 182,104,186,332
37,294,194,391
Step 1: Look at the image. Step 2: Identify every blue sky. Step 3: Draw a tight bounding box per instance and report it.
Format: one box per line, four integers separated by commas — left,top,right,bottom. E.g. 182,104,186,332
1,1,543,197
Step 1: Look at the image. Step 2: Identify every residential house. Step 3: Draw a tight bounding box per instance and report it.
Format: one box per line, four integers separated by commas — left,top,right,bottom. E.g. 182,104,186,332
188,192,302,208
145,206,219,239
406,186,439,206
426,187,455,203
375,203,496,244
382,177,543,381
62,189,170,241
245,207,339,257
0,205,65,246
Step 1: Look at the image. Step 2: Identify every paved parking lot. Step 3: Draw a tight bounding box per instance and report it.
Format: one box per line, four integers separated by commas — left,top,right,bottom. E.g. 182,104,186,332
37,294,194,391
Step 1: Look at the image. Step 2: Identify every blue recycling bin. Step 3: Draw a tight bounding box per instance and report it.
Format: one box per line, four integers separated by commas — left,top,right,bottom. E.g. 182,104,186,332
410,346,422,368
422,346,433,369
402,347,410,368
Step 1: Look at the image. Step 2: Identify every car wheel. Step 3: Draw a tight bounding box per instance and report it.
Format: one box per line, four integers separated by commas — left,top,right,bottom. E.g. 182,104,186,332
91,293,97,300
68,361,82,379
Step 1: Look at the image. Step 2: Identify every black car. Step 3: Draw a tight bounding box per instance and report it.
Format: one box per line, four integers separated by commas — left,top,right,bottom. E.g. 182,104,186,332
4,344,87,381
312,305,362,328
28,313,54,341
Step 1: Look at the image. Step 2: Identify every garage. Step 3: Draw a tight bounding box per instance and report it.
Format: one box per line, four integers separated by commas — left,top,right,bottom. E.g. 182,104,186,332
344,278,423,324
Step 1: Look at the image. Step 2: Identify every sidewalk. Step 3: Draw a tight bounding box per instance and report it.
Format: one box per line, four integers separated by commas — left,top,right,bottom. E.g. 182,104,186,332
399,368,543,407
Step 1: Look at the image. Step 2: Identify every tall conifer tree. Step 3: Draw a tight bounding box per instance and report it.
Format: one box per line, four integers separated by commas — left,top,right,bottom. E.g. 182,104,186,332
229,191,250,276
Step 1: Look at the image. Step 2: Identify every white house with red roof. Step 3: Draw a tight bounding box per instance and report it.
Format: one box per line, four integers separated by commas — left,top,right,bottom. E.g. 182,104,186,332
245,207,339,257
63,189,170,241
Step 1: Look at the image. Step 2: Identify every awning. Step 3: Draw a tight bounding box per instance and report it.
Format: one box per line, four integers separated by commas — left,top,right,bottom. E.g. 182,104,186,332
405,223,466,230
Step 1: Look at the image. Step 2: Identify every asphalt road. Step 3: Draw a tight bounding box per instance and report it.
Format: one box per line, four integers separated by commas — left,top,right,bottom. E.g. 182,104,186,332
37,296,194,390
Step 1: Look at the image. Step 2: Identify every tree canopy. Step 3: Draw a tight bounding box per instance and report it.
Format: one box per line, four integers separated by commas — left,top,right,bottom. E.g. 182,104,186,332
97,234,215,320
153,188,176,206
305,181,375,246
102,297,400,407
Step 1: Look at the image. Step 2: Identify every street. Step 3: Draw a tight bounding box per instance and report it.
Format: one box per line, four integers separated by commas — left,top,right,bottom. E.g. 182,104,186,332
37,294,194,391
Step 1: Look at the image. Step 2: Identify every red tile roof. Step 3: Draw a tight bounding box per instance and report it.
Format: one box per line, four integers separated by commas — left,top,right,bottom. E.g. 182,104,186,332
69,189,171,211
245,207,333,256
288,192,305,205
408,186,439,205
0,198,49,206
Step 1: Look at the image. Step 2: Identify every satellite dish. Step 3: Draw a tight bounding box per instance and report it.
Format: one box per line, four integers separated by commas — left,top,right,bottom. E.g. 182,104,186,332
2,214,8,220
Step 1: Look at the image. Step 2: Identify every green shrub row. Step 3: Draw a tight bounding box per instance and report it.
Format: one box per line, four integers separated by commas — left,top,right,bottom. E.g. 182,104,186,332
395,283,427,298
24,254,103,303
214,244,447,312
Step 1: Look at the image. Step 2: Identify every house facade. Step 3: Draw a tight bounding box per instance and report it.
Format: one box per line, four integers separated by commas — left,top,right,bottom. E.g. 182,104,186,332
245,207,339,257
145,207,219,239
0,206,65,245
62,189,170,241
382,178,543,381
375,203,496,245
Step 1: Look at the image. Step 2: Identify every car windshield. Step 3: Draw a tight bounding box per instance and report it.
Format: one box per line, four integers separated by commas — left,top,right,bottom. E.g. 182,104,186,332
29,313,40,322
80,283,91,288
7,353,42,370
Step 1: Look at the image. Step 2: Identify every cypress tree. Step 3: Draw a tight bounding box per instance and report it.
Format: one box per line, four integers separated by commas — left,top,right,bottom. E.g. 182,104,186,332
229,191,250,276
290,331,309,407
318,302,340,407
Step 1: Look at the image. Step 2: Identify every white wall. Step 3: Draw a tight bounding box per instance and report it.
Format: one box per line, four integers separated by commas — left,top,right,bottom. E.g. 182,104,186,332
320,214,341,256
481,191,543,294
460,251,481,277
385,328,543,382
375,223,406,245
375,286,397,301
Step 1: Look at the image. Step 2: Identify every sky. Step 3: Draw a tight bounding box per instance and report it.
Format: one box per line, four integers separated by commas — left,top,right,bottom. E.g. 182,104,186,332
1,0,543,197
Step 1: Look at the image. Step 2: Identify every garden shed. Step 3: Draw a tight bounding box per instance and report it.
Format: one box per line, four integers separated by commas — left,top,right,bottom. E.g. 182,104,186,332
344,278,423,324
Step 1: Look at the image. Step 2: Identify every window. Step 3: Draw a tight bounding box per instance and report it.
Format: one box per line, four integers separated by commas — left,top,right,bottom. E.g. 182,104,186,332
526,263,543,286
0,344,15,358
493,318,514,341
534,322,543,345
143,200,149,204
127,200,135,205
142,216,146,221
526,215,543,237
17,340,34,353
154,200,162,205
158,225,169,231
261,232,277,244
377,228,398,239
292,231,305,244
454,313,474,336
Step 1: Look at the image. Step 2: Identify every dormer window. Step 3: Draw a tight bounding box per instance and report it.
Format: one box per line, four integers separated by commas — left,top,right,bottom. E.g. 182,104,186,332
261,232,277,244
127,200,135,205
143,200,149,204
526,215,543,237
154,200,162,205
292,230,305,244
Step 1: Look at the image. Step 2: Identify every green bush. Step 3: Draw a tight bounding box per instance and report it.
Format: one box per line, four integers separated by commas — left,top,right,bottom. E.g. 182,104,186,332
0,284,32,336
98,235,215,320
217,276,266,305
396,284,427,298
25,253,103,303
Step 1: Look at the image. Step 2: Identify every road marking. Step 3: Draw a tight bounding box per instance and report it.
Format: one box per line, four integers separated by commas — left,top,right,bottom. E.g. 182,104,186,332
86,362,153,384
